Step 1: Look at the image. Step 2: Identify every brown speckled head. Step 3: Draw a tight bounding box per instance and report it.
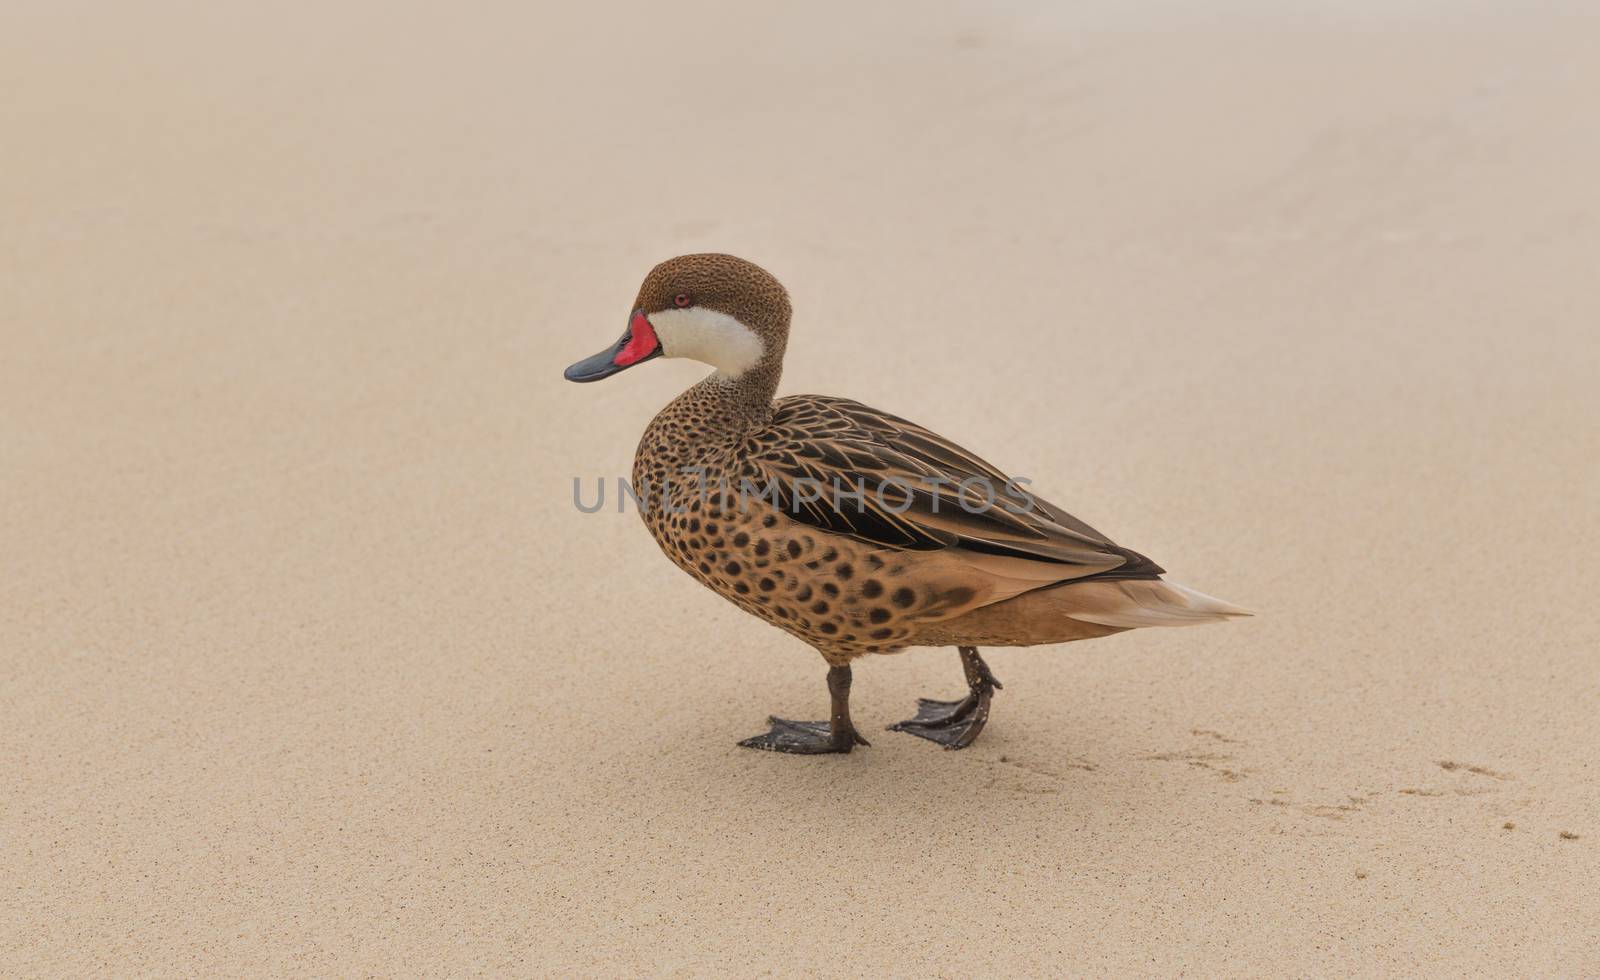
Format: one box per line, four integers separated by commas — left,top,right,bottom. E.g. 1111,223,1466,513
634,253,791,356
564,253,791,391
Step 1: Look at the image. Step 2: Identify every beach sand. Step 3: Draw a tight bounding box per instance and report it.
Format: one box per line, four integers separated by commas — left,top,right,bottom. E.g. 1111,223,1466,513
3,0,1598,974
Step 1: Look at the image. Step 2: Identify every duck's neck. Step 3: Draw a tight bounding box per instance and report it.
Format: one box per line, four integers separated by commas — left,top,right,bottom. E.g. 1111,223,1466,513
685,353,783,436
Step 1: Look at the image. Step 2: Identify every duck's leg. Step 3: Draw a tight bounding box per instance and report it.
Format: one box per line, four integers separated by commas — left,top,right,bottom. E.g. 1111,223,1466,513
738,664,870,754
888,646,1002,750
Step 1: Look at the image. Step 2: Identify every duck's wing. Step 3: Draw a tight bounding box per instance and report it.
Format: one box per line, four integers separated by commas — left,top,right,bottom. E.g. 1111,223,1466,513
740,395,1162,582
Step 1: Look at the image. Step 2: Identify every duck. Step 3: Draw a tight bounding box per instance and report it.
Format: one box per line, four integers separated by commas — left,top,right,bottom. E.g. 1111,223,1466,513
564,253,1249,754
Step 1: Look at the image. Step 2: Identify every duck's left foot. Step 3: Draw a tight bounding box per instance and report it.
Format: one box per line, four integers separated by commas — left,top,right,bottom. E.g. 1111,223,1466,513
737,664,868,756
889,646,1001,750
738,716,868,754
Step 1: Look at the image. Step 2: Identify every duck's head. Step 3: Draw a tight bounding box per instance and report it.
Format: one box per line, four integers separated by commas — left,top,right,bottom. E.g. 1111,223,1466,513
564,253,791,384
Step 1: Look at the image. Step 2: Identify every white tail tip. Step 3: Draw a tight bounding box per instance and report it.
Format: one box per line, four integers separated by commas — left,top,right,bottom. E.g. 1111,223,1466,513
1067,578,1254,629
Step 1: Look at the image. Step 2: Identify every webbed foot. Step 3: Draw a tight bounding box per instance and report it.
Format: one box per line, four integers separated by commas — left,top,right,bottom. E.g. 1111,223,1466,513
888,646,1000,750
737,664,868,755
738,716,868,754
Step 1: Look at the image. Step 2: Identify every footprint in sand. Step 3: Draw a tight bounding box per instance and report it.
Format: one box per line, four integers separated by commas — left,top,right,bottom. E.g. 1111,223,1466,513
1399,760,1516,799
978,753,1096,795
1249,791,1376,821
1191,728,1243,744
1140,729,1253,781
1436,760,1514,780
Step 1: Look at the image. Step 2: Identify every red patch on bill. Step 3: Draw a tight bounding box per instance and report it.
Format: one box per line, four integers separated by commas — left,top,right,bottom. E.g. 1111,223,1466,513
614,311,659,366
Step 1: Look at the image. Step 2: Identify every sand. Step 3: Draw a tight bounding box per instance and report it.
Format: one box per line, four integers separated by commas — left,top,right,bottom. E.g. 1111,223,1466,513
3,0,1598,974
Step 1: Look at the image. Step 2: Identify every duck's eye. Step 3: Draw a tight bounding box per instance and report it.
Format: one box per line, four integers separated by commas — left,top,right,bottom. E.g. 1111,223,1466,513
673,293,692,308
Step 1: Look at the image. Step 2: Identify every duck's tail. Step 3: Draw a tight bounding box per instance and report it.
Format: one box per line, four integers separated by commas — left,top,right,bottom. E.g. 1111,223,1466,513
1064,578,1254,629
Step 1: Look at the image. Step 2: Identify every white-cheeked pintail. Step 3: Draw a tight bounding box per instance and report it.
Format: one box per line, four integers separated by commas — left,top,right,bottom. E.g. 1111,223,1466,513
565,254,1249,754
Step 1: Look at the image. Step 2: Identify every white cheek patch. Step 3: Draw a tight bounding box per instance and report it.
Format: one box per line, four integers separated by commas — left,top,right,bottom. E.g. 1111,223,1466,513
648,307,765,378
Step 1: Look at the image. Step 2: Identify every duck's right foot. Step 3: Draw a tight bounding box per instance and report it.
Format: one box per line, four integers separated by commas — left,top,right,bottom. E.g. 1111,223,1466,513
889,646,1001,750
737,716,868,754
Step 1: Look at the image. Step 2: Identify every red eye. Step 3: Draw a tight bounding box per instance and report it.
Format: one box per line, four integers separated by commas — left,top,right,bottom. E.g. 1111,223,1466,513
673,293,692,308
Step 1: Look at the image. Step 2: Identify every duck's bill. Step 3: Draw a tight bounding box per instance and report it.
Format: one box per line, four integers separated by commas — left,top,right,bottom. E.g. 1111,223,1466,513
563,310,662,382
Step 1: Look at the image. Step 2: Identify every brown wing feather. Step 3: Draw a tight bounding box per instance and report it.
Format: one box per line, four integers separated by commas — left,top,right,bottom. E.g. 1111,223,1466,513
744,395,1163,582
